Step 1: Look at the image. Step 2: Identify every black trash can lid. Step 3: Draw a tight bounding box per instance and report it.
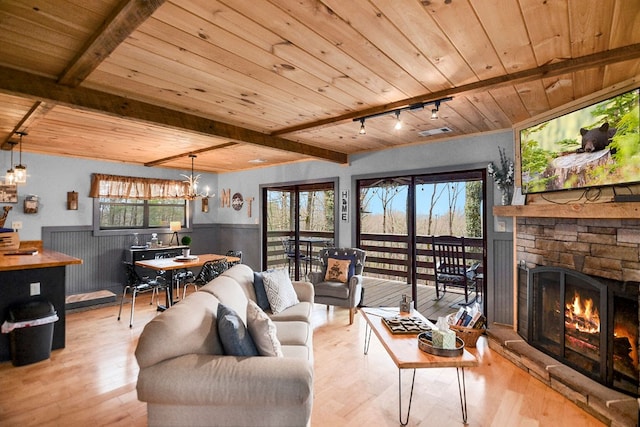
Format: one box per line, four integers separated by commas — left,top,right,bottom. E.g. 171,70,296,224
9,300,55,322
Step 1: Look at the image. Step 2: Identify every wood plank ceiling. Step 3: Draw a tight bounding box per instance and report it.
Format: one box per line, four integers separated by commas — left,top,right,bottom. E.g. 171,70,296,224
0,0,639,174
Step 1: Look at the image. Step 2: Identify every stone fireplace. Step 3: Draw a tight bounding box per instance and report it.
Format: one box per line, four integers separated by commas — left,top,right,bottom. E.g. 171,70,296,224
520,265,639,396
516,216,640,397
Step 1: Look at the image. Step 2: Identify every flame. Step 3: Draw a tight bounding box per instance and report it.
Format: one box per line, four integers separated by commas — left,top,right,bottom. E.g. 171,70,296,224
565,291,600,333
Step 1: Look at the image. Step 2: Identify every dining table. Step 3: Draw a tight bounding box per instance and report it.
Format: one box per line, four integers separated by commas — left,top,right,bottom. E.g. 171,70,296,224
135,253,241,310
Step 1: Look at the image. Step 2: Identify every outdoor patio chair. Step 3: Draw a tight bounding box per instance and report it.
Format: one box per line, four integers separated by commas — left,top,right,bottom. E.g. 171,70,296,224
309,247,366,324
431,235,480,304
282,237,310,276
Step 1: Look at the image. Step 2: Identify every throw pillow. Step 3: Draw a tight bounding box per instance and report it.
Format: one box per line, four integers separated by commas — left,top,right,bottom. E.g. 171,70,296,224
253,271,271,311
246,300,283,357
324,258,351,283
261,268,300,314
217,303,259,357
331,254,357,279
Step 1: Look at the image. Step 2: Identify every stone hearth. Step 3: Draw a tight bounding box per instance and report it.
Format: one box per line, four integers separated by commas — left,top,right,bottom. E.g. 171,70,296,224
498,216,640,426
487,325,637,426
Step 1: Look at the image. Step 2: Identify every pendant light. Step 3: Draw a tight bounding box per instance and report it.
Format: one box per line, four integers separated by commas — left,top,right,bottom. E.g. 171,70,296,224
5,141,16,185
14,131,27,184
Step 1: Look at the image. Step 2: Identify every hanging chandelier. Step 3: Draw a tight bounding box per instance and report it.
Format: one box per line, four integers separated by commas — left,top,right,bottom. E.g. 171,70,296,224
14,131,27,184
180,154,211,200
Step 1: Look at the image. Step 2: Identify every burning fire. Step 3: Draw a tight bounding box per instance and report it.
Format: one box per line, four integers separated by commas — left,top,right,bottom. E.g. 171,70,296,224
565,292,600,333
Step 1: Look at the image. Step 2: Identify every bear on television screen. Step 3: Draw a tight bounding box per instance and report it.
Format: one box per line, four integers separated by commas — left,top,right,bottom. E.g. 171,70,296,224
576,122,617,153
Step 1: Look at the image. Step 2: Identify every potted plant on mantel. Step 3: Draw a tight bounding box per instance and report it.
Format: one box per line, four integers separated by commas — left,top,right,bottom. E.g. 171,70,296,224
181,235,192,257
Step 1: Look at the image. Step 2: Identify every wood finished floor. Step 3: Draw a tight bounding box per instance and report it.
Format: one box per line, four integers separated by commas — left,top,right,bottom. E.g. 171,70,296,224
0,291,606,427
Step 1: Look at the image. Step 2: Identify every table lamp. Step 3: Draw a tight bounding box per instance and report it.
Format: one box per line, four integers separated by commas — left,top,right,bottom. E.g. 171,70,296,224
169,221,181,245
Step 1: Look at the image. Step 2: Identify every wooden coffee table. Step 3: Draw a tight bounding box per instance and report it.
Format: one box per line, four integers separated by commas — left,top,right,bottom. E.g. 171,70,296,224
361,307,478,425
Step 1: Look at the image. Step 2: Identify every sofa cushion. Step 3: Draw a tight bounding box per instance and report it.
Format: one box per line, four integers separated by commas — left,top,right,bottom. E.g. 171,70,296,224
202,276,250,325
221,263,257,301
217,303,259,356
269,301,314,323
135,291,224,369
262,268,300,314
247,300,283,357
324,257,351,283
253,271,272,311
273,320,312,346
281,345,313,360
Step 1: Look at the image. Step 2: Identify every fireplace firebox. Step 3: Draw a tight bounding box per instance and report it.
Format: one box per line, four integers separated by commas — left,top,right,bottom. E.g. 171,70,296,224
518,266,639,396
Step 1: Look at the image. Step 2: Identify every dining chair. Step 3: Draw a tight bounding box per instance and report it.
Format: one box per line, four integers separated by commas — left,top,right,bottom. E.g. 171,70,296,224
225,250,243,266
182,259,229,299
118,262,168,328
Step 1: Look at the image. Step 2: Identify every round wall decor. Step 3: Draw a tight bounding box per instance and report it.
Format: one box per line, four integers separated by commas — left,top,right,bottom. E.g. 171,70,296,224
232,192,244,210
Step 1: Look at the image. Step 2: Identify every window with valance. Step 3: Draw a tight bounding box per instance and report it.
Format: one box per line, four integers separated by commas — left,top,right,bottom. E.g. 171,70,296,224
91,174,189,231
89,173,188,199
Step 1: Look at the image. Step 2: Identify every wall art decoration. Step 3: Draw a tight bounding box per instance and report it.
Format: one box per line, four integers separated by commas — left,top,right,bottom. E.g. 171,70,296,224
232,192,244,211
0,184,17,203
24,194,38,214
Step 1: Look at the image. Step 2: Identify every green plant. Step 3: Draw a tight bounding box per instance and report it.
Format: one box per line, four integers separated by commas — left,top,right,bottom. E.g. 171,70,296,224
181,235,192,246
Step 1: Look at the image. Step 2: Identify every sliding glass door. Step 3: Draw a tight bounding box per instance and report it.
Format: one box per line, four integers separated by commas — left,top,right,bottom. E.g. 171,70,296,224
262,181,335,280
357,169,486,307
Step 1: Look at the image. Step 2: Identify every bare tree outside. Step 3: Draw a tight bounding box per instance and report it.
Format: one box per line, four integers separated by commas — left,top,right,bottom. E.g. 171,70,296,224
446,182,464,235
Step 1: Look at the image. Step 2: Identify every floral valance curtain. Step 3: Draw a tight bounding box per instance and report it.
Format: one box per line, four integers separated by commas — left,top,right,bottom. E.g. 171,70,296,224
89,173,188,200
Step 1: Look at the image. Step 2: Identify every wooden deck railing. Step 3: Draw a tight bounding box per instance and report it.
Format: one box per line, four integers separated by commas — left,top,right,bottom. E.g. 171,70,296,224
266,231,483,286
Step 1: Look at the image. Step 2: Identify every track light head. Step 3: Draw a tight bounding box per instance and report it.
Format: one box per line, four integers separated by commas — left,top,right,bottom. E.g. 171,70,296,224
430,100,441,120
394,111,402,130
359,118,366,135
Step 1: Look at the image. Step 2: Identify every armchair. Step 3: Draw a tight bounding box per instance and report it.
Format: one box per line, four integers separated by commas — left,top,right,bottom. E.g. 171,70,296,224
309,247,366,324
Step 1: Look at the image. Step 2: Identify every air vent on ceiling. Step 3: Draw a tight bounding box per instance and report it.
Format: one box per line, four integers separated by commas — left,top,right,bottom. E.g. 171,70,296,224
418,127,452,137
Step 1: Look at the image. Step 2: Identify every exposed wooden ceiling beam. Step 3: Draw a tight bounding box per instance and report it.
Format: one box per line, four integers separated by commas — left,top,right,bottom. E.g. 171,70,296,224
273,43,640,136
58,0,167,87
0,101,54,150
0,66,348,164
145,142,238,167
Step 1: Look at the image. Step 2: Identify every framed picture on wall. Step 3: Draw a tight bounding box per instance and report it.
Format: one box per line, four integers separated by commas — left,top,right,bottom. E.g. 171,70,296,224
24,195,38,213
0,184,17,203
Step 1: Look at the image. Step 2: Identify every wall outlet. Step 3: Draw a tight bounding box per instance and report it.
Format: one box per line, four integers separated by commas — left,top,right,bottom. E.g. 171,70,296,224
12,221,22,230
30,282,41,296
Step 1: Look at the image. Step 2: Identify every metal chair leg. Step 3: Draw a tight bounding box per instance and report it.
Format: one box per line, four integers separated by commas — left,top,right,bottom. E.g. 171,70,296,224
129,288,137,328
117,285,129,321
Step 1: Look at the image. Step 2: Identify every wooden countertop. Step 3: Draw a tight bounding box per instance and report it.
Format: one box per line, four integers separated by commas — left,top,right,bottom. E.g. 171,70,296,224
0,248,82,272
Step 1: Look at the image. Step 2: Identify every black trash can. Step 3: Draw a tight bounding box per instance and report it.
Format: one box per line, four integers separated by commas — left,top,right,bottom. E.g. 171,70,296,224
6,300,57,366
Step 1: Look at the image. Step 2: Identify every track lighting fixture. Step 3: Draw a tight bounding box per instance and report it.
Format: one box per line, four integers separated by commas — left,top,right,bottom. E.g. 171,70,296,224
353,97,452,134
394,111,402,130
431,100,441,120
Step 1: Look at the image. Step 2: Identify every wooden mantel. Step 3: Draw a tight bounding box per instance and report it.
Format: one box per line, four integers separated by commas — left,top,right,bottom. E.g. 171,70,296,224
493,202,640,219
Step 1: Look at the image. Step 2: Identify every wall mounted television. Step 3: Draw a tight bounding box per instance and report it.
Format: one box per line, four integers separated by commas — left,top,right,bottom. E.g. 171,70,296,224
517,85,639,195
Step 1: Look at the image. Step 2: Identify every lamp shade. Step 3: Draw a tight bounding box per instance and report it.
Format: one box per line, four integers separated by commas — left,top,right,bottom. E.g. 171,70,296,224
14,165,26,184
170,221,182,231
